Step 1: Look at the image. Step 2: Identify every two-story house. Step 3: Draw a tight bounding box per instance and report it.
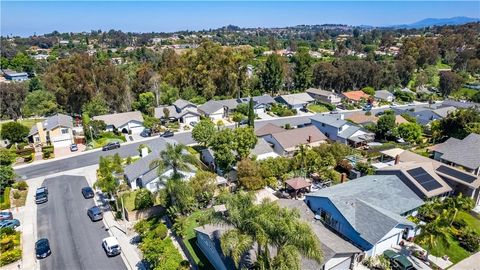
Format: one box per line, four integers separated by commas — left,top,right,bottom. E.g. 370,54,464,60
154,99,200,125
28,113,75,147
310,114,375,147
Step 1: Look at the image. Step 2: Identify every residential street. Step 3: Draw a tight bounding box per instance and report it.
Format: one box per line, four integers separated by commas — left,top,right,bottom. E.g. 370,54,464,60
37,175,127,270
14,103,428,180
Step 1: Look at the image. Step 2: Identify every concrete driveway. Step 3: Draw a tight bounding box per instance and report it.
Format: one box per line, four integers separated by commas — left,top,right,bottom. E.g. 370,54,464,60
53,144,86,159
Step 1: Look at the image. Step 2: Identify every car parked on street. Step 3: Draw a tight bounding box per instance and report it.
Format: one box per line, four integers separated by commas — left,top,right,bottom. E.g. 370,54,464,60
35,238,51,259
102,237,121,257
35,187,48,204
81,187,95,199
383,250,416,270
0,219,20,229
0,211,13,221
87,206,103,222
160,130,174,138
102,142,121,151
70,144,78,152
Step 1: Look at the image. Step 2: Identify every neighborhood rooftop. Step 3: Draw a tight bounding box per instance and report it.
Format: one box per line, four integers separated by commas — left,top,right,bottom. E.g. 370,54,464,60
93,111,144,128
28,113,73,136
430,133,480,170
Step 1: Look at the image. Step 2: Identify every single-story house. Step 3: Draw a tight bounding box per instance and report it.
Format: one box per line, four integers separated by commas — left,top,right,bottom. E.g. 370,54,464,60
429,133,480,175
374,90,394,102
392,107,442,126
346,113,408,126
275,93,315,111
262,125,328,156
154,99,200,125
341,91,370,104
28,113,74,147
305,174,424,257
2,69,28,82
310,114,375,147
123,139,196,192
376,148,480,207
306,88,342,104
93,111,145,134
218,95,276,115
254,123,285,138
198,100,226,121
440,99,479,110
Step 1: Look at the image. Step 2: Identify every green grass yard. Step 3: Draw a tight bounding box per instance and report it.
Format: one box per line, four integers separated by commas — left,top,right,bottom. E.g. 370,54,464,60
419,211,480,263
182,211,214,270
307,104,330,113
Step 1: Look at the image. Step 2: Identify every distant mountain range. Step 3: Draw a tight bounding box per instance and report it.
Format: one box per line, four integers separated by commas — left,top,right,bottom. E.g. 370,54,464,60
391,16,480,29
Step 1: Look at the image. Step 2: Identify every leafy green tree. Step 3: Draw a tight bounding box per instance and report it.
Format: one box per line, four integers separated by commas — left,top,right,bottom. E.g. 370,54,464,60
0,165,15,192
22,90,59,117
152,143,198,179
166,179,196,215
376,112,396,140
237,159,265,190
0,82,27,120
248,97,255,128
361,86,375,96
397,122,423,143
210,128,236,171
439,71,463,96
9,52,36,73
0,149,16,166
81,95,109,117
191,119,216,147
435,108,480,139
28,77,44,92
134,189,154,210
132,92,156,114
234,127,257,159
261,54,285,94
159,83,179,105
189,171,217,207
0,122,29,143
292,48,313,90
258,157,292,179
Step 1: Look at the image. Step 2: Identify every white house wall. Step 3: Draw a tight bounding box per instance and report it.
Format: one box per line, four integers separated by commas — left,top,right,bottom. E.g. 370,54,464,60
325,255,354,270
368,226,404,256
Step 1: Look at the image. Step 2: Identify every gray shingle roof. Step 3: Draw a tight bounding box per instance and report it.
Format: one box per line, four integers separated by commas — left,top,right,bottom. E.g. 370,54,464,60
154,105,199,119
254,123,285,137
375,90,394,100
307,175,422,245
441,99,480,109
310,114,347,128
271,126,327,150
29,113,73,136
432,106,456,118
434,133,480,170
276,93,315,106
173,99,197,110
250,138,275,156
338,125,361,139
93,111,144,128
198,100,225,115
306,88,335,97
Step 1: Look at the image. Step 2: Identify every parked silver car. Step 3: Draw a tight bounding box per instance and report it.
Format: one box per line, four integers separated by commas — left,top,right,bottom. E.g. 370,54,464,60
87,206,103,222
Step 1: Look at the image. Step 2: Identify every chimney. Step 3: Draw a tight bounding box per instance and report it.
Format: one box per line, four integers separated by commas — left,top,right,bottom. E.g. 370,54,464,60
339,114,344,120
394,155,400,165
140,147,149,158
340,173,347,183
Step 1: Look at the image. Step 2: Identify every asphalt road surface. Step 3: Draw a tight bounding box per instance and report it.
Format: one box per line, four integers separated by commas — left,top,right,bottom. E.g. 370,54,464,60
37,175,127,270
15,104,428,180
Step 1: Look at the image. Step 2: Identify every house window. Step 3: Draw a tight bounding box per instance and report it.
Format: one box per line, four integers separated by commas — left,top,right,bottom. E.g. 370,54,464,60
34,136,40,142
61,128,69,134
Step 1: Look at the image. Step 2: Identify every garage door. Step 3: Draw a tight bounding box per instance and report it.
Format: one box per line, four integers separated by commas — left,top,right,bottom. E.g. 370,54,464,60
52,139,72,148
183,115,199,125
330,257,352,270
374,233,400,256
130,126,145,134
254,108,264,114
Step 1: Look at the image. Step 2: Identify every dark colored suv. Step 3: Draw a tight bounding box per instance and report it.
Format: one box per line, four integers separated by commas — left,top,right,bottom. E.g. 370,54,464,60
35,187,48,204
87,206,103,222
160,130,174,138
35,238,51,259
102,142,121,151
81,187,95,199
384,250,416,270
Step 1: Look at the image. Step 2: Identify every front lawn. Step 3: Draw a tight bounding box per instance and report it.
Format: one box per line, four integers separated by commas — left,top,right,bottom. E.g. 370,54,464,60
181,211,214,270
307,104,330,113
90,132,126,148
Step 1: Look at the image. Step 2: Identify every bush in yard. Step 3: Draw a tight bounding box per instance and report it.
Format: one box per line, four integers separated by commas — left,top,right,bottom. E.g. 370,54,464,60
0,122,29,143
12,181,28,191
134,189,154,210
0,248,21,266
12,191,20,200
459,228,480,252
0,148,16,166
0,187,11,210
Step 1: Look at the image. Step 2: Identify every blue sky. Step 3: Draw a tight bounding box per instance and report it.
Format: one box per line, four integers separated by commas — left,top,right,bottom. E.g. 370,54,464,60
1,1,479,37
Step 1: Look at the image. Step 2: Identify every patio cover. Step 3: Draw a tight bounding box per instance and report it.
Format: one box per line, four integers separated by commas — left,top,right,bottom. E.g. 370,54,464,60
380,148,405,159
285,177,311,190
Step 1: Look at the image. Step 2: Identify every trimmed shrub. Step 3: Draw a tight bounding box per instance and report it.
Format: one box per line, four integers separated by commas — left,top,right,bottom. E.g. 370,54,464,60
134,189,154,210
12,191,20,200
12,181,28,191
0,249,21,266
0,187,11,210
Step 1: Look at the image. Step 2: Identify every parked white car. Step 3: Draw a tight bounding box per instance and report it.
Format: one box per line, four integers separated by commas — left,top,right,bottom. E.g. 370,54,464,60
102,237,121,257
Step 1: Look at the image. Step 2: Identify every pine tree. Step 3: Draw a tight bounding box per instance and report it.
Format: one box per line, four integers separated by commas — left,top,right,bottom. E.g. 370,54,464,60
248,97,255,128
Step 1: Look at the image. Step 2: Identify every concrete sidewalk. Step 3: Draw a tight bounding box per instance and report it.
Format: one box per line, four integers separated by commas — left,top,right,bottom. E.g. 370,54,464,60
450,251,480,270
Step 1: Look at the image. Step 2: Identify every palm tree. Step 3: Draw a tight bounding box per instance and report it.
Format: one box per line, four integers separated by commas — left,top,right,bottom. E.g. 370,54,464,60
151,143,198,179
204,192,323,269
417,209,451,251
